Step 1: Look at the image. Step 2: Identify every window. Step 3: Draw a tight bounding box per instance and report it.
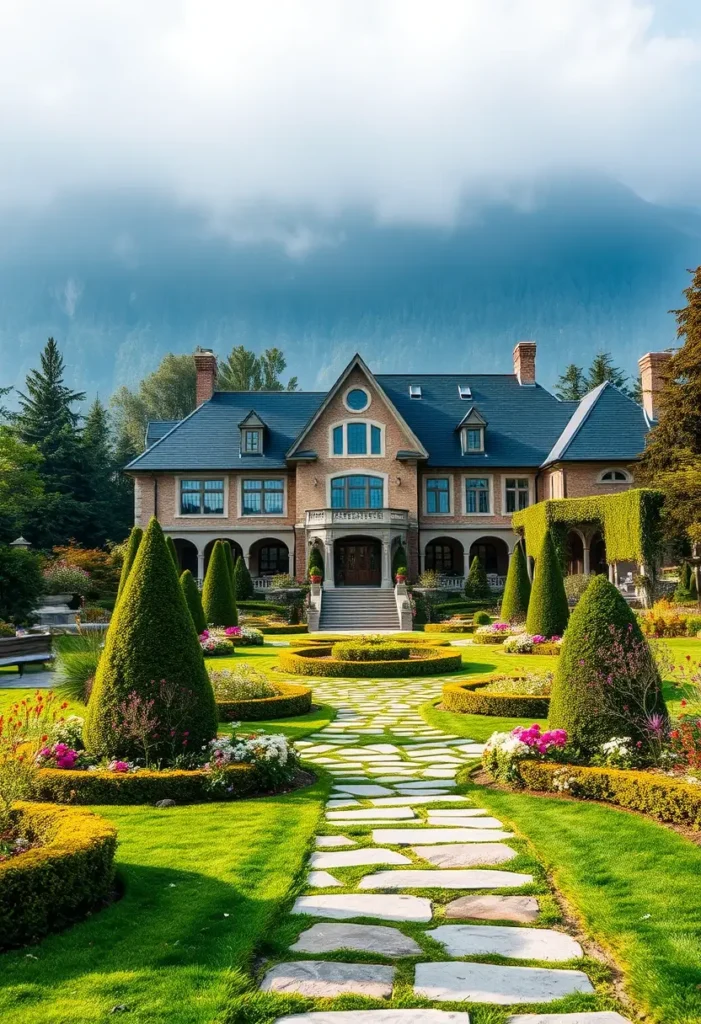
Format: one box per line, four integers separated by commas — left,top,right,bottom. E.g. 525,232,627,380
599,468,632,483
425,542,455,572
505,477,530,513
180,479,225,515
458,385,472,399
330,422,383,456
259,544,289,575
345,387,370,412
242,479,285,515
242,428,262,454
409,385,422,398
465,477,491,514
426,478,451,514
331,474,384,509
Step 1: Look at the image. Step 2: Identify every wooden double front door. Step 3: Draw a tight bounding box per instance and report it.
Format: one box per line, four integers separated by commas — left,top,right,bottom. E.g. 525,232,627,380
335,539,381,587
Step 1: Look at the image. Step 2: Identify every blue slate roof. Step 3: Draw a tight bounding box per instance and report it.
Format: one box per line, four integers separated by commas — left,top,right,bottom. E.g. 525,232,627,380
376,374,575,467
543,382,648,464
145,420,179,448
127,391,326,471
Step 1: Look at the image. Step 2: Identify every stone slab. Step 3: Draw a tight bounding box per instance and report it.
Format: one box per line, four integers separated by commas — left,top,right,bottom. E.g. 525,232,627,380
371,796,469,807
373,829,514,845
412,844,517,868
333,785,394,797
290,922,421,957
358,869,533,890
260,960,394,998
307,871,343,887
414,962,594,1004
326,800,360,809
507,1015,632,1023
445,895,539,922
428,809,489,817
274,1013,472,1024
426,816,504,829
327,807,416,821
396,781,457,790
312,849,410,868
423,769,459,778
427,924,583,961
291,894,432,922
315,836,357,848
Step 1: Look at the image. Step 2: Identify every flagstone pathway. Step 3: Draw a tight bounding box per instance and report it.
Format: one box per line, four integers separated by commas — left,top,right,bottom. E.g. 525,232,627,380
266,674,631,1024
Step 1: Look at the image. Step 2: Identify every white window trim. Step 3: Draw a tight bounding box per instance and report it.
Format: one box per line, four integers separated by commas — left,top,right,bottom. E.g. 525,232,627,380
501,474,535,515
423,473,454,516
549,470,565,499
238,475,288,519
241,427,264,455
462,473,494,516
175,475,229,518
326,470,389,508
343,385,371,413
460,425,485,454
328,419,385,458
597,467,633,484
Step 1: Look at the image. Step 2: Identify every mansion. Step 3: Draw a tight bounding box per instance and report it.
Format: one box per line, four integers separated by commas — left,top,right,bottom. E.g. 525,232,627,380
126,343,668,602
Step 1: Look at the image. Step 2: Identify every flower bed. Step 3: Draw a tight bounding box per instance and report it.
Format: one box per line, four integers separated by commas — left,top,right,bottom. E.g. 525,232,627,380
424,622,473,634
199,627,237,655
518,760,701,829
332,640,411,662
33,762,259,804
473,623,514,644
217,682,312,721
442,674,551,718
503,633,562,655
278,644,462,678
288,634,447,647
0,802,117,950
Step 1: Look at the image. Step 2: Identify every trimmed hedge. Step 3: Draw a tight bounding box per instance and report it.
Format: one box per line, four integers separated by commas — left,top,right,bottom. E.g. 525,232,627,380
217,682,312,721
332,641,411,662
279,645,462,678
202,540,238,627
518,760,701,829
464,555,491,600
0,802,117,950
526,529,569,638
166,534,179,570
424,623,473,634
33,763,257,805
239,601,289,614
500,541,531,623
234,556,255,600
288,634,447,648
442,675,551,718
472,632,511,645
116,525,142,600
260,623,308,635
181,568,207,634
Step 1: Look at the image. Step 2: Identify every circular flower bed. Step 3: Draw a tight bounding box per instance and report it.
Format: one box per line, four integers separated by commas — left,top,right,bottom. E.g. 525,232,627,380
473,622,514,644
332,639,411,662
442,673,552,717
199,627,238,655
216,682,312,721
278,644,462,678
424,622,474,634
0,802,117,950
502,633,562,655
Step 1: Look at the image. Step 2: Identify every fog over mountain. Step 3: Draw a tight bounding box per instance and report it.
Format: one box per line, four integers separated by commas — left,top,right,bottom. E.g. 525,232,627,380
1,176,698,403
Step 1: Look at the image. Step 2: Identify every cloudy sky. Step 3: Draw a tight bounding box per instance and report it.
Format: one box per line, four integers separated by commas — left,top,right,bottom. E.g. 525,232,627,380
2,0,701,233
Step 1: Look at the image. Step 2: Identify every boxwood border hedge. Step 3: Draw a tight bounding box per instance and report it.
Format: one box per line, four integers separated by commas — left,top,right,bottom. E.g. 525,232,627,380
0,802,117,950
278,645,462,678
442,674,551,717
259,623,308,635
217,682,312,721
518,760,701,829
32,763,257,805
424,623,474,634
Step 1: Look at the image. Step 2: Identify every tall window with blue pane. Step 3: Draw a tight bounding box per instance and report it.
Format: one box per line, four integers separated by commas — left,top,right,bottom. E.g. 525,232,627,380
331,475,384,509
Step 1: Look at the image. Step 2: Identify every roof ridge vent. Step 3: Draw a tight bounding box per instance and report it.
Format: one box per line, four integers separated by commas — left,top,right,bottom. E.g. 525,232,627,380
458,385,472,399
409,384,422,398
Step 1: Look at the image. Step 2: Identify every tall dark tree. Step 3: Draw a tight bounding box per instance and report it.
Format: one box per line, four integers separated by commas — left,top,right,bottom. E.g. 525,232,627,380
585,351,631,394
554,364,586,401
81,398,132,546
217,345,298,391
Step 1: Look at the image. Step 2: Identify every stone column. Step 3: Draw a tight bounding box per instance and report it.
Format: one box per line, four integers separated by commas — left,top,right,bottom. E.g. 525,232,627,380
324,540,334,588
582,543,590,576
196,549,205,583
608,562,616,585
381,540,392,589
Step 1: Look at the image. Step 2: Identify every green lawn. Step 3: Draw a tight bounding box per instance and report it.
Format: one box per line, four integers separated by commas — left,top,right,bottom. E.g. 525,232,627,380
0,781,328,1024
470,778,701,1024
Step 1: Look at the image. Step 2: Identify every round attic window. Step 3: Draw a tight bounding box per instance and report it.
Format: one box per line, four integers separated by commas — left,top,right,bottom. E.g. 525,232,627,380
345,387,370,412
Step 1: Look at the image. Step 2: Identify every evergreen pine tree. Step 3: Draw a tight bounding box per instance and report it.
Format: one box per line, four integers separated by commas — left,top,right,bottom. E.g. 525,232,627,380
202,540,238,627
223,541,235,583
464,556,491,600
500,542,531,623
83,518,217,759
116,526,143,600
526,530,569,637
554,364,586,401
166,535,179,570
81,398,132,546
180,569,207,634
308,546,325,581
233,555,254,600
585,352,631,394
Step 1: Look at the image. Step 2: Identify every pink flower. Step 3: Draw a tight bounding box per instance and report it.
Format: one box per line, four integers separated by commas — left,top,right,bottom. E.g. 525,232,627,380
110,760,130,773
199,630,210,640
224,626,241,636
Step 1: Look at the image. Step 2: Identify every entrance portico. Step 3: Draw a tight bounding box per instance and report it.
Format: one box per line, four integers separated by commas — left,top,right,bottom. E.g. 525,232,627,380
305,508,410,589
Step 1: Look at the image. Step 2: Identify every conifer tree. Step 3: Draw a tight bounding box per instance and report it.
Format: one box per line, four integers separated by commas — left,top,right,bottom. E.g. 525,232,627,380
202,540,238,627
223,541,235,583
526,530,569,638
180,569,207,634
554,364,586,401
81,398,132,546
464,555,490,600
117,526,143,600
585,351,631,394
233,555,254,600
166,535,179,570
500,542,531,622
308,546,325,581
391,543,407,578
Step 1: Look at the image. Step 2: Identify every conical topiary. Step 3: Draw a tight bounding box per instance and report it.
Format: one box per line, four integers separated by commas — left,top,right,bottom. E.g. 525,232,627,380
116,526,142,600
234,555,254,601
675,562,694,603
548,573,668,752
464,556,490,600
202,540,238,627
391,543,407,579
83,518,217,760
307,546,325,582
526,530,569,638
223,542,235,584
180,569,207,635
500,542,531,623
166,535,179,571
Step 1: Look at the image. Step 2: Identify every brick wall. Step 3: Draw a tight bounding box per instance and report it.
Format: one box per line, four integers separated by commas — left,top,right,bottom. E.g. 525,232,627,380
417,468,535,527
131,471,296,529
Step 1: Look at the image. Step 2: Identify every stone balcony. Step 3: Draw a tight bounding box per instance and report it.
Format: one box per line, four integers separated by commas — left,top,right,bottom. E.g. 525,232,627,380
305,508,410,528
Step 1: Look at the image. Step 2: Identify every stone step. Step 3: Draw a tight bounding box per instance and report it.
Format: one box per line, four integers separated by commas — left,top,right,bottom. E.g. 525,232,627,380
414,961,594,1004
426,924,583,961
358,869,534,890
260,960,395,998
412,844,517,868
291,922,422,957
273,1012,472,1024
507,1015,632,1023
292,893,432,922
373,828,515,845
311,848,411,869
445,895,539,923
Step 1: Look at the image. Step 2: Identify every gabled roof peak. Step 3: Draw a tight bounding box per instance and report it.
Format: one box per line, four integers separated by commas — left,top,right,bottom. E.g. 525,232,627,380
455,405,488,430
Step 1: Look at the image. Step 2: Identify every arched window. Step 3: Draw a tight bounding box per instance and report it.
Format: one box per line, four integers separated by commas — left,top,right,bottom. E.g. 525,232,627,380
330,475,384,509
598,468,632,484
330,421,383,456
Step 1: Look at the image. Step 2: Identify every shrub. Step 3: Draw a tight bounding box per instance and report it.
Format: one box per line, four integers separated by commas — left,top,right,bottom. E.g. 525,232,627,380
392,543,407,579
234,556,255,600
518,760,701,829
83,517,218,760
0,620,15,637
271,573,296,589
180,569,207,634
674,562,695,604
418,569,442,589
43,560,91,597
202,540,238,627
33,763,257,805
526,530,569,638
500,543,531,622
260,623,308,635
279,645,462,677
52,543,121,600
563,574,592,603
0,546,44,624
307,546,325,583
548,574,668,753
0,802,117,950
474,623,513,644
239,601,288,615
209,663,279,701
442,675,552,718
166,535,179,570
222,542,235,584
424,622,473,634
473,610,492,626
116,526,142,600
435,599,493,615
464,556,491,600
482,725,567,783
332,640,411,662
79,606,111,624
216,682,312,722
54,629,106,702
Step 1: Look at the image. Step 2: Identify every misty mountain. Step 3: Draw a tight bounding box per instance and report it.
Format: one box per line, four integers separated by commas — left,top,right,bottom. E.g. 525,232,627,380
0,176,699,404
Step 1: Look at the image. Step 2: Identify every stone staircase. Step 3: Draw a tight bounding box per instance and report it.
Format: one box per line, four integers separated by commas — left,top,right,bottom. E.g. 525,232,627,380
318,588,400,632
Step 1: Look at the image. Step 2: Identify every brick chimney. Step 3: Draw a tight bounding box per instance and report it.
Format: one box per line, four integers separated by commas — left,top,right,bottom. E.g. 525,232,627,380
194,348,217,406
638,351,673,422
513,341,537,385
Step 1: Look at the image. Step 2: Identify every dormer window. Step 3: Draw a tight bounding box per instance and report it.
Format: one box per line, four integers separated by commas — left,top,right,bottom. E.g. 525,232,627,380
409,385,422,399
456,406,487,455
458,385,472,399
242,428,263,454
